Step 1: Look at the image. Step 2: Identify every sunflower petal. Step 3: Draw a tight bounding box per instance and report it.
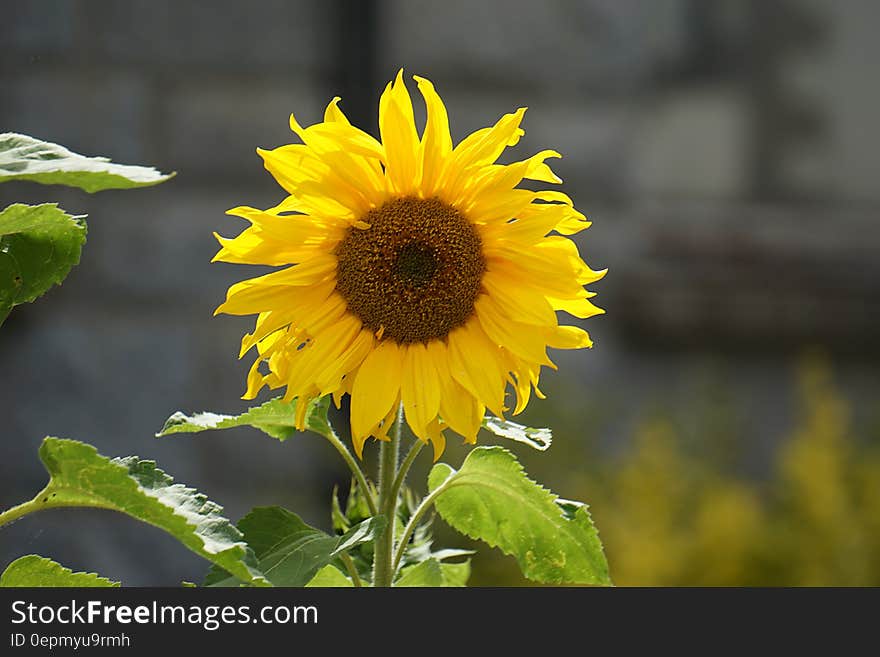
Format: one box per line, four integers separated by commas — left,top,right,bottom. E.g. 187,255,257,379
448,320,507,416
546,325,593,350
350,341,403,449
475,294,555,368
324,96,352,125
414,75,452,196
379,70,419,195
401,342,442,441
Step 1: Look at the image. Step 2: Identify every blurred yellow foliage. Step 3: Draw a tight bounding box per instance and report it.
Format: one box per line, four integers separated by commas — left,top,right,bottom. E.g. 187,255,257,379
581,356,880,586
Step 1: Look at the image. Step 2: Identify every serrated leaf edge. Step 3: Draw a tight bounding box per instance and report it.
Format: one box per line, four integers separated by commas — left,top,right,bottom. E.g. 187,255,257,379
432,446,611,585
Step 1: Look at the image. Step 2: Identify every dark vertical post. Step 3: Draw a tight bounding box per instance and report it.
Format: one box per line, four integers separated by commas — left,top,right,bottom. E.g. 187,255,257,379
330,0,381,136
746,0,826,201
746,0,780,201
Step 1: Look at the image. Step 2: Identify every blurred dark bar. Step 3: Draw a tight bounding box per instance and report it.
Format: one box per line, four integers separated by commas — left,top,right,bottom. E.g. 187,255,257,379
331,0,380,135
747,0,826,201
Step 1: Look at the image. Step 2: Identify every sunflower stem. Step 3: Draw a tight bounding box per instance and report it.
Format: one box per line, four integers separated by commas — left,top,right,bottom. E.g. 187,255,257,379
339,552,363,588
0,486,112,529
388,437,424,514
318,423,378,516
372,405,403,587
392,470,460,574
0,497,45,529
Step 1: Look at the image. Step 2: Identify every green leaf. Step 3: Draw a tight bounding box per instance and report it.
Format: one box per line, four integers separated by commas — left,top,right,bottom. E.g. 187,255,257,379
0,133,174,192
205,507,384,587
440,560,471,587
395,558,469,587
29,437,267,586
331,477,375,535
331,484,349,533
482,415,552,451
0,203,86,325
429,446,611,585
305,565,353,588
395,559,445,587
335,515,383,555
157,396,331,441
1,555,119,587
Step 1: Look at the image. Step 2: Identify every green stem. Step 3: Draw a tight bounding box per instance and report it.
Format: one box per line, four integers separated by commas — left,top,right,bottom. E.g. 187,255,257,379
0,499,45,529
371,405,403,587
0,486,110,529
320,426,378,517
388,436,424,513
338,552,363,587
391,471,460,574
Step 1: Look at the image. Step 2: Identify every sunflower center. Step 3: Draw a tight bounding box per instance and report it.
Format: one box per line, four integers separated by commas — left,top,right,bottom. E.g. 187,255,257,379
335,196,485,344
394,243,438,287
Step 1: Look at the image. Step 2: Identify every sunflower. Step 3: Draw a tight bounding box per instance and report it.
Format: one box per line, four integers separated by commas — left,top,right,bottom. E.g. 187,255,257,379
214,71,605,459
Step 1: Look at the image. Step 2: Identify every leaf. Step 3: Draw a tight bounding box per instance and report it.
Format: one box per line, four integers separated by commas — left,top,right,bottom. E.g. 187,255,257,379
329,479,380,583
157,396,331,441
331,478,375,535
440,560,471,587
1,555,119,587
0,133,174,192
429,446,611,585
335,515,383,554
331,485,349,533
0,203,86,325
205,507,384,587
395,559,445,587
395,558,469,587
305,565,353,588
430,548,476,562
394,483,473,571
30,437,267,586
482,415,552,451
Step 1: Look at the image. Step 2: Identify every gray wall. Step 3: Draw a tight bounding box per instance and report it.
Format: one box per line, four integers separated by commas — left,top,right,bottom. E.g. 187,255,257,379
1,1,878,585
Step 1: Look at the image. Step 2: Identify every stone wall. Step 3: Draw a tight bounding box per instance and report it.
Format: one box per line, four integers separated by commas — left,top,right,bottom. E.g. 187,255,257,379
1,0,878,585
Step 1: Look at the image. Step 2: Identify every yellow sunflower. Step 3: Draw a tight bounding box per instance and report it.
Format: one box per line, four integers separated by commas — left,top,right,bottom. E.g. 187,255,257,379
214,71,605,459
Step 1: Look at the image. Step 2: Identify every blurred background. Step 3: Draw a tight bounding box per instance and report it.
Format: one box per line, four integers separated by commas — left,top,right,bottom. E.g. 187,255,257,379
1,0,878,586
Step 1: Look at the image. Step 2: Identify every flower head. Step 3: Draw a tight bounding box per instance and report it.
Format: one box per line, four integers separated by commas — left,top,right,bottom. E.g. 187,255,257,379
215,71,605,458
